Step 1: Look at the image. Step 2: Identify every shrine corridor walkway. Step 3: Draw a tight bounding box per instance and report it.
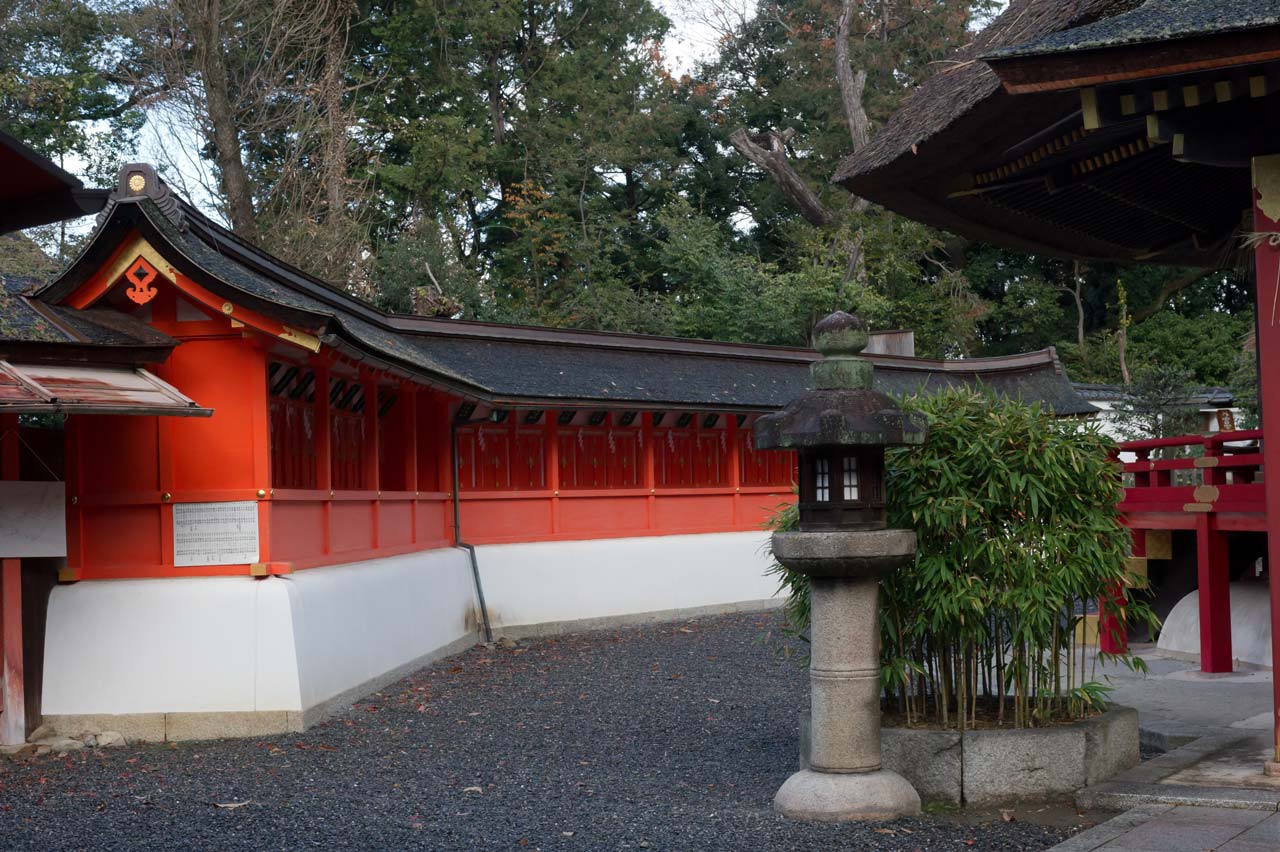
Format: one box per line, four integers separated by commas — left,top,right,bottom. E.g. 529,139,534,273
0,612,1077,852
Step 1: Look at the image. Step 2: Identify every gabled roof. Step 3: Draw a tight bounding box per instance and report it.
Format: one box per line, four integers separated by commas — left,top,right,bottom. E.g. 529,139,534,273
0,130,109,234
38,164,1097,415
0,275,177,364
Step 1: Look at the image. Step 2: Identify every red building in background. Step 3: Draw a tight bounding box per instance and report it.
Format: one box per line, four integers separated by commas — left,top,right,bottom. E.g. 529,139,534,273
0,144,1093,743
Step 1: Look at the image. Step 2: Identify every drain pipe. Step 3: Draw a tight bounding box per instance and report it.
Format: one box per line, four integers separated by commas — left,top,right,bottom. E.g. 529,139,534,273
452,419,493,643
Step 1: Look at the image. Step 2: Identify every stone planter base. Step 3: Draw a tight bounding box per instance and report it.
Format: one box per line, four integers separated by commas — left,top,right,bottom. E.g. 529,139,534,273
800,706,1139,806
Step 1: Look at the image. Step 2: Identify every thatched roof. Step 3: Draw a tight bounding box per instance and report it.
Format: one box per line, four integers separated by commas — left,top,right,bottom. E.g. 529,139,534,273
989,0,1280,60
831,0,1274,267
834,0,1142,185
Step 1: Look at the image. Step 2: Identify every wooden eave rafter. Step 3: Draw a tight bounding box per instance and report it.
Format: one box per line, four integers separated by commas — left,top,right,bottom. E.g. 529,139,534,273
990,27,1280,94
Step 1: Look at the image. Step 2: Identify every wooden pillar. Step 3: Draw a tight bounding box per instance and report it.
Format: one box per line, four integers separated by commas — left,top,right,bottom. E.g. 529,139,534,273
1098,528,1137,655
728,414,742,527
313,362,332,556
642,413,656,530
401,384,418,544
1195,512,1232,673
545,411,560,535
362,376,379,549
1251,155,1280,766
0,414,23,744
435,395,454,543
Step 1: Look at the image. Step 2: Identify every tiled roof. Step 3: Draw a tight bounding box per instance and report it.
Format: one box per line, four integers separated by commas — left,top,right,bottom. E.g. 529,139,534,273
38,172,1098,415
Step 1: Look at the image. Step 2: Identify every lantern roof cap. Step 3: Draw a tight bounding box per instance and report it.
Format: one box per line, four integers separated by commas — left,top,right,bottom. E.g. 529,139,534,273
753,312,927,450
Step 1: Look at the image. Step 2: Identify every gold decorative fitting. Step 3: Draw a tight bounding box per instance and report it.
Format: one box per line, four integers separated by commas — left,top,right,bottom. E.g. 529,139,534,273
553,490,559,496
221,302,234,315
127,172,146,193
161,492,172,502
256,489,267,499
279,326,322,353
70,495,78,506
329,490,335,497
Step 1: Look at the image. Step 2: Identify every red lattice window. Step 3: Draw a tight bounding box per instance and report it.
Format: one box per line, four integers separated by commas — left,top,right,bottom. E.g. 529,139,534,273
330,377,366,490
268,361,317,489
559,425,642,490
456,423,545,491
738,429,796,487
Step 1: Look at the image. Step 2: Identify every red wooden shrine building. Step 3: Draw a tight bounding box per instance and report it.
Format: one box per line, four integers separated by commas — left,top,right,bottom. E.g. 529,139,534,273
0,133,1094,743
838,0,1280,770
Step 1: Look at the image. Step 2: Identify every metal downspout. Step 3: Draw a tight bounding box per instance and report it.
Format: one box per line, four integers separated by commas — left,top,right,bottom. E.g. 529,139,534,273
452,419,493,643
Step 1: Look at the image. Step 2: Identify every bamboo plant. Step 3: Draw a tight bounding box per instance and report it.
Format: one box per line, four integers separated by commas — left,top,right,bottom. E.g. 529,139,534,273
769,388,1157,729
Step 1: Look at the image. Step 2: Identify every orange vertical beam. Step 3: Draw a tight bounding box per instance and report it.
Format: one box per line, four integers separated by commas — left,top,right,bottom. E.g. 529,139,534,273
435,394,454,543
402,384,418,544
728,414,742,527
546,411,560,535
313,362,332,556
0,414,23,744
643,412,656,530
363,376,379,549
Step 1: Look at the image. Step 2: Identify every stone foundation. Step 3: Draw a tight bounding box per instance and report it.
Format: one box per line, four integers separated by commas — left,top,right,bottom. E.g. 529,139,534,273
801,705,1139,805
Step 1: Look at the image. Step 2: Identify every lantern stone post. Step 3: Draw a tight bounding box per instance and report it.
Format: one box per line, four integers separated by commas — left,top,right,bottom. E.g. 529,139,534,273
755,311,926,822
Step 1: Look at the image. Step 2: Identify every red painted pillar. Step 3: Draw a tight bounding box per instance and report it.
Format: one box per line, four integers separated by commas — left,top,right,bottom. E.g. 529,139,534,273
1195,512,1232,673
1099,528,1139,655
0,414,23,744
1249,155,1280,767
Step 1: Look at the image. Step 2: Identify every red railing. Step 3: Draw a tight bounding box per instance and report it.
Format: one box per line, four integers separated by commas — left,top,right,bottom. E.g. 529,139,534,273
1118,429,1265,529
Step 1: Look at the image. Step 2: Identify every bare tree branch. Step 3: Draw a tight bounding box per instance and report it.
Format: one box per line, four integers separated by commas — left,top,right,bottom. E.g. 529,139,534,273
728,127,833,227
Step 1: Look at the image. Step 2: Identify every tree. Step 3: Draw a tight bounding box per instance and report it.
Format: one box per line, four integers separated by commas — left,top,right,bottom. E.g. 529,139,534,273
126,0,368,282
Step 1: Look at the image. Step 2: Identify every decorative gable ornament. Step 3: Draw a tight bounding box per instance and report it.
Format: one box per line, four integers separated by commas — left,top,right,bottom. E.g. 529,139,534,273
124,257,160,305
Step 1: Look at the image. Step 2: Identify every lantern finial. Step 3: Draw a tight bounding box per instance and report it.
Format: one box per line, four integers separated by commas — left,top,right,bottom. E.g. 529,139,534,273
811,312,872,391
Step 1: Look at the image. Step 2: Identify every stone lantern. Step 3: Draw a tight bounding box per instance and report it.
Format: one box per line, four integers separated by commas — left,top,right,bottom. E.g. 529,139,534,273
755,311,926,821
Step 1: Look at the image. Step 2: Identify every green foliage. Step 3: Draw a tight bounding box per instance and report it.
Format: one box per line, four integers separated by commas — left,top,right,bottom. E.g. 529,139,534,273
770,389,1156,729
1110,366,1203,444
1129,310,1254,387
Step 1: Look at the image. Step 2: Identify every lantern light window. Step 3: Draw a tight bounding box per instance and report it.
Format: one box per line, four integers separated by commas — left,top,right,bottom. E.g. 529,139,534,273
588,411,607,426
676,412,693,428
619,411,637,426
455,401,477,421
524,410,543,425
815,458,830,502
843,456,859,501
557,410,575,426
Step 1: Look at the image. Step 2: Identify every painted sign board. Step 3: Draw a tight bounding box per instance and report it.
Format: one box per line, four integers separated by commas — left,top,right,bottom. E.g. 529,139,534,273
173,500,260,567
0,481,66,557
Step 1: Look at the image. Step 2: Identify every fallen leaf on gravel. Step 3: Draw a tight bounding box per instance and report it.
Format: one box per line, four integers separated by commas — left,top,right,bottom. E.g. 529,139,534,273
873,828,895,835
1000,809,1016,822
677,628,693,633
462,786,483,794
707,698,720,704
562,831,575,836
213,800,252,809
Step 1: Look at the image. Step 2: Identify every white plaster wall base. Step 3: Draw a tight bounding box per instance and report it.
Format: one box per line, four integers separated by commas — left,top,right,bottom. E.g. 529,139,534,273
41,548,478,740
39,532,782,741
475,531,780,632
1157,582,1273,667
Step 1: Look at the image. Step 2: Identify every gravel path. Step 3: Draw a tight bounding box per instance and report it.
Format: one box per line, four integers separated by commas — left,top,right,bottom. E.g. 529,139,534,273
0,611,1079,851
